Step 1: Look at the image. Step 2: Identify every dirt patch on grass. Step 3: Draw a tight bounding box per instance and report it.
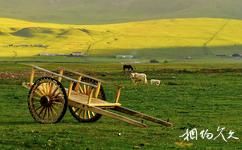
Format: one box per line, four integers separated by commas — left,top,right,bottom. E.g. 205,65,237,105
0,72,28,79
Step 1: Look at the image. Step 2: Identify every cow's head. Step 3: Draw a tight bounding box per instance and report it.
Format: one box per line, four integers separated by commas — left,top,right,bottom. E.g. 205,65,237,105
130,73,136,79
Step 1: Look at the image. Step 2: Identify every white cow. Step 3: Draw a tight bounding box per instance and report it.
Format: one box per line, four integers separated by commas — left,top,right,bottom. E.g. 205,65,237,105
150,79,161,86
130,73,148,84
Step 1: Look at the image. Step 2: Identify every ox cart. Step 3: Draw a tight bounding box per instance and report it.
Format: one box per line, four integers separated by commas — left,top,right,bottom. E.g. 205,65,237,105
22,65,172,128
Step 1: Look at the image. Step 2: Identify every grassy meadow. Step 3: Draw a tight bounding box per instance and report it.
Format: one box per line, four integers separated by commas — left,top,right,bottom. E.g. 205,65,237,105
1,18,242,58
1,1,242,149
0,62,241,149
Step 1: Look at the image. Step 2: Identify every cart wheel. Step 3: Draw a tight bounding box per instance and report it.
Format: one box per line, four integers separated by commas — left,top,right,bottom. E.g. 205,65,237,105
69,77,106,122
28,77,68,123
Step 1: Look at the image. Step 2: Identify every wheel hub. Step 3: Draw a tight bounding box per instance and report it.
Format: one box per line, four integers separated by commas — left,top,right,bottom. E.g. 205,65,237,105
40,96,51,107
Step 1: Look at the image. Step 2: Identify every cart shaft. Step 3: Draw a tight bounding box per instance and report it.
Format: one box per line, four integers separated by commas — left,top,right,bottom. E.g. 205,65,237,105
114,106,172,127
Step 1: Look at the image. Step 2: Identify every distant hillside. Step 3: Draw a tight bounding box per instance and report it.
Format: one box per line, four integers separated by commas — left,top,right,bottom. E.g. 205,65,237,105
1,0,242,24
1,18,242,58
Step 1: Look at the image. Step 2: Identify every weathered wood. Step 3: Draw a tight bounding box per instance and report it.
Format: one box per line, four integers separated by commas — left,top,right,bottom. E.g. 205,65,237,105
88,103,121,107
65,69,105,83
87,88,94,104
68,81,74,98
32,66,97,88
30,68,35,86
67,90,121,107
67,100,147,128
114,106,173,127
58,68,64,82
94,82,101,98
89,106,147,128
75,76,82,92
22,82,31,89
115,87,122,103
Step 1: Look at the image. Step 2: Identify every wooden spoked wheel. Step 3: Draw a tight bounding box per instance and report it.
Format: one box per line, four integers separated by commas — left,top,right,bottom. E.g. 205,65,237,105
28,77,68,123
69,77,106,122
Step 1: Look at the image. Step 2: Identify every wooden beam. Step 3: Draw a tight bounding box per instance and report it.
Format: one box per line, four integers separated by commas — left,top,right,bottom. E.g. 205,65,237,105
94,82,101,98
88,103,121,107
89,106,147,128
67,101,147,128
68,81,74,98
115,87,122,103
58,68,64,82
87,88,94,104
65,69,105,83
30,68,35,86
75,76,82,92
32,66,97,88
114,106,173,127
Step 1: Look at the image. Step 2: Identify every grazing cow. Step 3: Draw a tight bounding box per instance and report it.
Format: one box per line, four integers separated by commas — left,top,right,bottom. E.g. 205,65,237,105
123,64,134,71
150,79,161,86
130,73,147,84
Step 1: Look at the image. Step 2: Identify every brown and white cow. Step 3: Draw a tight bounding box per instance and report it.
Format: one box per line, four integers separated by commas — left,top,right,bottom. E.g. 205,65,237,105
130,73,148,84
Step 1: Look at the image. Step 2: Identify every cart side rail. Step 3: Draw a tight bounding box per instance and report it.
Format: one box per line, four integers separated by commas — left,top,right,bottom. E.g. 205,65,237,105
64,69,105,83
29,65,97,88
63,68,123,103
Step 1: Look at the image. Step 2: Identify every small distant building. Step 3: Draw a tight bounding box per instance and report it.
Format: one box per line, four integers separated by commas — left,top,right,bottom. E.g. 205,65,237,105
186,56,192,59
116,55,134,59
70,52,85,57
39,53,57,56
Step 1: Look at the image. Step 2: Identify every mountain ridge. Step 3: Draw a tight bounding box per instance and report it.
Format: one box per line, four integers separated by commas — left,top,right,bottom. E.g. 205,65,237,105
1,0,242,24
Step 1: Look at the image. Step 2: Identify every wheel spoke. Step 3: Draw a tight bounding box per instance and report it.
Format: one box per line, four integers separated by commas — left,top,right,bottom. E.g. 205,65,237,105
87,111,91,119
79,110,84,118
52,98,63,104
74,107,80,114
42,107,48,119
38,106,45,116
36,87,45,97
35,105,43,112
83,110,87,119
50,105,57,117
44,83,50,95
51,104,59,116
51,86,59,97
48,83,54,95
91,112,95,117
53,92,63,99
40,83,47,95
46,107,50,120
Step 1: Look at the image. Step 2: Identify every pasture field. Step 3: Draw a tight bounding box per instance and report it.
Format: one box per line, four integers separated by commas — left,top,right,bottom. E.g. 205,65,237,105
0,62,241,149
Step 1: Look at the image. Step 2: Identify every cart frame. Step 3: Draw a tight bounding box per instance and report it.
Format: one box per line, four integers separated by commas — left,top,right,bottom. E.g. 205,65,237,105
22,65,172,128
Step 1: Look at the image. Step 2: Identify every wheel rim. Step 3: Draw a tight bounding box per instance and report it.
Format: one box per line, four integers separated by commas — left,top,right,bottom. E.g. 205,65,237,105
69,77,106,122
28,78,67,123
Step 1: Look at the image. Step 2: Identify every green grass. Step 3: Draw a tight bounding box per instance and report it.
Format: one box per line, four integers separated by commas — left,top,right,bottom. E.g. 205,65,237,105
0,63,241,149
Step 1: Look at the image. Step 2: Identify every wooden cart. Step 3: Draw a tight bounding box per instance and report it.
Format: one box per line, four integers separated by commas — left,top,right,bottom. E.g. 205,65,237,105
22,65,172,128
